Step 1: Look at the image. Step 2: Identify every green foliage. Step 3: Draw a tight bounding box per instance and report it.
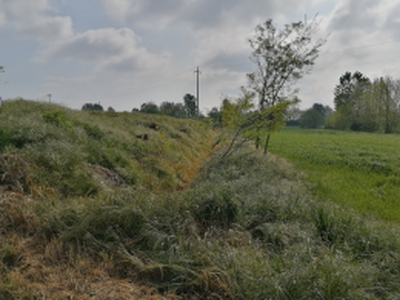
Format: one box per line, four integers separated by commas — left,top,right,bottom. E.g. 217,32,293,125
42,110,71,128
221,92,254,130
183,93,197,118
79,122,105,140
334,71,370,109
332,72,400,132
140,101,160,114
138,96,199,119
248,17,325,109
207,107,222,126
159,101,186,118
299,107,325,128
81,103,104,111
244,16,325,153
221,96,294,159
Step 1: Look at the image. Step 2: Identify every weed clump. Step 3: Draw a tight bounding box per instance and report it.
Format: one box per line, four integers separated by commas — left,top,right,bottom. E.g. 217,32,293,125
191,187,238,228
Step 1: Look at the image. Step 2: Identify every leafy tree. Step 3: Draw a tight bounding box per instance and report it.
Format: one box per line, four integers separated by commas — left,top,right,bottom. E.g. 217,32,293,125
221,93,254,130
332,71,370,130
285,102,302,126
140,102,159,114
312,103,327,116
107,106,115,112
299,106,325,129
207,107,223,125
333,72,368,108
183,94,197,118
331,72,400,133
82,103,104,111
159,101,186,118
220,92,255,159
374,77,400,133
159,101,175,116
247,17,326,153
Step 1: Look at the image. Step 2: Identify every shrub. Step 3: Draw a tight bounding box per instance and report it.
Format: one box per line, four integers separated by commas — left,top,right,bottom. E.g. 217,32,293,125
42,110,70,128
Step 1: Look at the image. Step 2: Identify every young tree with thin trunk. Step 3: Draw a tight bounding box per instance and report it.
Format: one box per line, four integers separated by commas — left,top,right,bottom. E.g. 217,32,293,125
247,17,326,153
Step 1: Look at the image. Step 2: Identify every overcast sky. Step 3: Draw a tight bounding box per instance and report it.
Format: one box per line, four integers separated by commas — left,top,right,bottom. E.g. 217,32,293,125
1,0,400,112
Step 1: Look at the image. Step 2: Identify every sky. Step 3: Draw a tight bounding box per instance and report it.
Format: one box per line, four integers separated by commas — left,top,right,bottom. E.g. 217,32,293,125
1,0,400,113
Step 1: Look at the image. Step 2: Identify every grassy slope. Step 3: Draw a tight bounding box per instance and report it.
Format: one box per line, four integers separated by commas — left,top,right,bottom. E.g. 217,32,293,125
0,100,216,194
0,100,218,299
3,102,400,299
269,127,400,222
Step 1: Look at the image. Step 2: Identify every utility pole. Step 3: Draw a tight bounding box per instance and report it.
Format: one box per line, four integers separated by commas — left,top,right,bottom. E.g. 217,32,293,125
47,93,52,103
0,66,5,106
194,67,201,119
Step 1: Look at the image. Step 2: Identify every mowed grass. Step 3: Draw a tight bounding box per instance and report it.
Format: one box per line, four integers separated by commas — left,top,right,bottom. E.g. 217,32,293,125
269,127,400,222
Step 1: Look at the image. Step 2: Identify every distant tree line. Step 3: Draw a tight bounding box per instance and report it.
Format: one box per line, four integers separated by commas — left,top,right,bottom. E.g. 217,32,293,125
326,71,400,133
132,94,199,119
82,103,104,111
81,94,199,119
298,103,333,129
289,71,400,134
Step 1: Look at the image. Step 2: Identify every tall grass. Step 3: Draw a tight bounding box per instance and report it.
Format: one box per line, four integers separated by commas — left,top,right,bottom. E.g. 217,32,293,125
27,146,400,299
3,102,400,298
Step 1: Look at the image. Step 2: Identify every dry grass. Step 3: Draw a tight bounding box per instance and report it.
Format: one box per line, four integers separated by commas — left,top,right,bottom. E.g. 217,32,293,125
0,191,183,300
7,239,182,299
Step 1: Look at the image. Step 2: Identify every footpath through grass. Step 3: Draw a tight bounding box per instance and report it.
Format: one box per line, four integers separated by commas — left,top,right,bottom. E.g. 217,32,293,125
269,127,400,222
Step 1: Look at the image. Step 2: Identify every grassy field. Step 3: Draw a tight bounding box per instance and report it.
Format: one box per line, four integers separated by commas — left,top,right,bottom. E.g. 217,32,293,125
269,127,400,222
4,102,400,299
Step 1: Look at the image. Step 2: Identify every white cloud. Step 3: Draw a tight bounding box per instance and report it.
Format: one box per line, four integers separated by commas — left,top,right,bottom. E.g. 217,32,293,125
44,27,172,73
17,16,73,40
0,0,73,39
100,0,315,30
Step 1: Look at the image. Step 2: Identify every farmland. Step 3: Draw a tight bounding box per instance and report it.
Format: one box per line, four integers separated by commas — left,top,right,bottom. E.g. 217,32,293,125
270,127,400,222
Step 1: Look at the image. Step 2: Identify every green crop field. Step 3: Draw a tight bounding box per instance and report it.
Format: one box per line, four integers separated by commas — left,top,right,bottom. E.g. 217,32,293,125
269,127,400,222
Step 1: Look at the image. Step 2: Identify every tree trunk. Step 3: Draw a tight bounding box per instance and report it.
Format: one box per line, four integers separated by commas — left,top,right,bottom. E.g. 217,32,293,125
221,129,242,160
255,127,260,149
264,133,271,155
